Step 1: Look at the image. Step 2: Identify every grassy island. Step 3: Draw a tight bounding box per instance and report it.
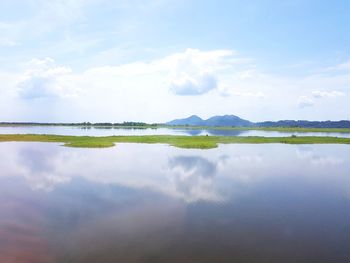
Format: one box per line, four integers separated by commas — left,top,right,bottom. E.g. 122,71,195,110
1,134,350,149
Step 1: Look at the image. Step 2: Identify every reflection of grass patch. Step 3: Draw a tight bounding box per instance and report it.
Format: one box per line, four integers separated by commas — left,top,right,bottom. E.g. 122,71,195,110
64,141,115,148
1,134,350,149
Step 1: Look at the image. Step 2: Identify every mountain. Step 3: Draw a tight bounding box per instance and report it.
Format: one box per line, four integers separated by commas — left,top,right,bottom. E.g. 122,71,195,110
257,120,350,128
205,115,252,127
167,115,350,128
167,115,252,127
167,115,205,126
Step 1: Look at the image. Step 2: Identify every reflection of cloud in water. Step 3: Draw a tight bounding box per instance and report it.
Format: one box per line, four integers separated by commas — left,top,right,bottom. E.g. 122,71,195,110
296,146,343,166
3,143,350,205
230,155,263,163
167,155,227,202
1,143,230,202
169,156,217,178
16,144,72,191
0,143,266,203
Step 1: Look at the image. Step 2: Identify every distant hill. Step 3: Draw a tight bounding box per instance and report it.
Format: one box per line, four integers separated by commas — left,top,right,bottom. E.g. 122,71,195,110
257,120,350,128
167,115,253,127
2,116,350,129
167,115,350,128
205,115,252,127
167,115,205,126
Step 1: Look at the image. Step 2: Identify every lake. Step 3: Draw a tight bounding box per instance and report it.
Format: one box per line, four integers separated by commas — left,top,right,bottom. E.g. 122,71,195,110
1,142,350,262
1,125,350,138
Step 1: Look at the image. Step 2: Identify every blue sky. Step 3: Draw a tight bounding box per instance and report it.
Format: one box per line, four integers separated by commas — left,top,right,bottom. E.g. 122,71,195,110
0,0,349,122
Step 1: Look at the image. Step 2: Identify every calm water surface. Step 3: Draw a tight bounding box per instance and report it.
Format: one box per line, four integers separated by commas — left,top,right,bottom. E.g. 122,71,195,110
1,125,350,137
1,142,350,262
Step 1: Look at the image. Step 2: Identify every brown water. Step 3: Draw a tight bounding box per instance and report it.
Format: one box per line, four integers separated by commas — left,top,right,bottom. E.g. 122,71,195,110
1,142,350,262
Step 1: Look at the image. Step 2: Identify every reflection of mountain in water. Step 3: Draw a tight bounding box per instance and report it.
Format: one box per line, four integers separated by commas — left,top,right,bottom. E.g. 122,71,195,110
206,129,247,136
175,129,247,136
172,129,203,136
184,130,203,136
92,127,150,130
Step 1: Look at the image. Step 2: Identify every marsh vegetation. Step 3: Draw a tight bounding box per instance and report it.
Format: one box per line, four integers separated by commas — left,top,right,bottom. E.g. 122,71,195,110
1,134,350,149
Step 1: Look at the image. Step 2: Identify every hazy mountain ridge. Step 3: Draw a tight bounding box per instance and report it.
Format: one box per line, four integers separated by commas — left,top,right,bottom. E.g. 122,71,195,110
167,115,350,128
167,115,206,126
257,120,350,128
167,115,252,127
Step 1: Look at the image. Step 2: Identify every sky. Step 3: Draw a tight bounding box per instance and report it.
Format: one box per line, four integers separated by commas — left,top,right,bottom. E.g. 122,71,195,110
0,0,350,123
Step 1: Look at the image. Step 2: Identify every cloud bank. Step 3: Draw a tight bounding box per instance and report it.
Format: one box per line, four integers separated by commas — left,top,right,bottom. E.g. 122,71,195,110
16,58,78,99
170,72,218,95
0,48,349,122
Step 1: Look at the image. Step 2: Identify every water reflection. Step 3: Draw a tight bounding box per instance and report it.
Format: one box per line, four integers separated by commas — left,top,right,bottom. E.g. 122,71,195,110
2,125,350,138
206,129,246,136
168,156,220,202
1,142,350,262
16,145,72,190
296,145,344,166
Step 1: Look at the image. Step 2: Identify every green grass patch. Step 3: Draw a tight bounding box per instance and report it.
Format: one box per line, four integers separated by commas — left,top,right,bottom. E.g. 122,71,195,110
1,134,350,149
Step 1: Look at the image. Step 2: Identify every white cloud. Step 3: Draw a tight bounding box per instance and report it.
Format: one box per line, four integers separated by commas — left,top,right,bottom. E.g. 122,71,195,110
237,69,256,80
16,58,78,99
2,48,350,122
168,48,237,95
170,72,217,95
86,48,241,96
312,90,346,98
86,48,237,75
296,90,346,110
297,96,315,108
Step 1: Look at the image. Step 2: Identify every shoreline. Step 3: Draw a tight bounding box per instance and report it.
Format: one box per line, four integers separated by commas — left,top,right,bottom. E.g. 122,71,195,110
1,124,350,133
